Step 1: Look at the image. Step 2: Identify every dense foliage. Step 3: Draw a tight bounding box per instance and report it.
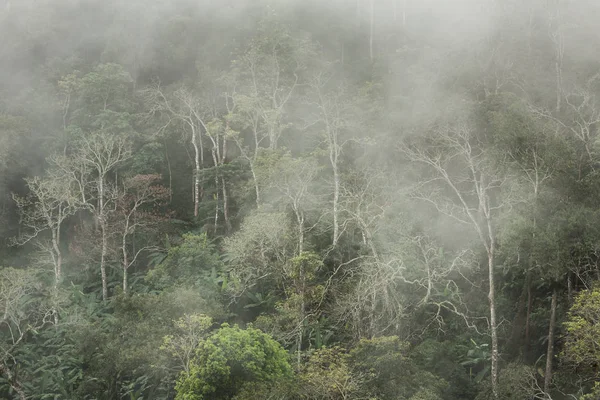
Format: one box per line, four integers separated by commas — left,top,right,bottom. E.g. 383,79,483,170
2,0,600,398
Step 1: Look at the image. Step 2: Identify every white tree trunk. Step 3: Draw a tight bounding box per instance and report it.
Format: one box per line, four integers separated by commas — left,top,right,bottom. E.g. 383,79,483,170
122,224,129,294
488,250,499,398
100,222,108,301
192,130,201,217
332,163,340,246
222,177,231,233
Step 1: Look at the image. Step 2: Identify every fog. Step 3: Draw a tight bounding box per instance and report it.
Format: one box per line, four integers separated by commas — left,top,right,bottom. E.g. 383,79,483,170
1,0,600,399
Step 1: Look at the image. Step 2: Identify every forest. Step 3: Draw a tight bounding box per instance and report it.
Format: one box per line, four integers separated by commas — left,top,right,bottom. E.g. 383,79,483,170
1,0,600,398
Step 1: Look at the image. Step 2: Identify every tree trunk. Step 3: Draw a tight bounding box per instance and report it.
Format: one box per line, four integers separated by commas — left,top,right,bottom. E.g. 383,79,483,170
165,140,173,204
122,231,128,294
99,176,104,215
296,209,305,255
123,267,128,295
298,219,304,254
192,130,201,218
51,228,62,286
221,137,230,232
332,157,340,247
222,177,231,233
212,149,220,232
251,163,261,208
488,249,499,399
0,363,26,400
544,289,558,396
51,222,63,324
297,266,305,368
369,290,377,338
100,222,108,301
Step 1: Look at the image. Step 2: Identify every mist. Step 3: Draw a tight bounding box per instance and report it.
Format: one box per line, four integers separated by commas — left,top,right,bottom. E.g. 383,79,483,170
1,0,600,399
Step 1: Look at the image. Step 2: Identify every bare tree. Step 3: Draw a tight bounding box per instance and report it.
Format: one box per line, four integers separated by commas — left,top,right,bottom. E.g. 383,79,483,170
401,122,518,398
116,174,169,294
145,83,231,230
12,167,80,288
338,167,389,260
224,85,266,208
143,83,206,218
68,132,132,301
228,21,312,151
269,155,321,254
308,72,359,248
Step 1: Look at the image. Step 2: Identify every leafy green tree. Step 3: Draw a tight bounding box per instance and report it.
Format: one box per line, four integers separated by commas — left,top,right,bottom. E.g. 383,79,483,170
255,252,325,366
76,287,223,399
146,232,224,292
349,336,448,400
562,285,600,377
175,323,292,400
299,346,363,400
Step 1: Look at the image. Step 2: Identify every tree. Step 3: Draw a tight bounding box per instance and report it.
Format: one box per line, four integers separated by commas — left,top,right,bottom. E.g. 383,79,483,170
401,121,519,398
161,314,213,376
350,336,448,400
299,346,363,400
226,18,313,151
115,174,169,294
278,252,325,367
223,211,294,301
0,268,54,400
307,71,360,248
146,232,223,292
12,170,79,289
75,132,132,301
175,324,292,400
261,152,321,254
143,83,206,218
144,82,230,229
562,285,600,378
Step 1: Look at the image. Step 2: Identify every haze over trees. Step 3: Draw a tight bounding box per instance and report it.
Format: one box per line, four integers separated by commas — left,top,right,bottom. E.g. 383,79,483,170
2,0,600,398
